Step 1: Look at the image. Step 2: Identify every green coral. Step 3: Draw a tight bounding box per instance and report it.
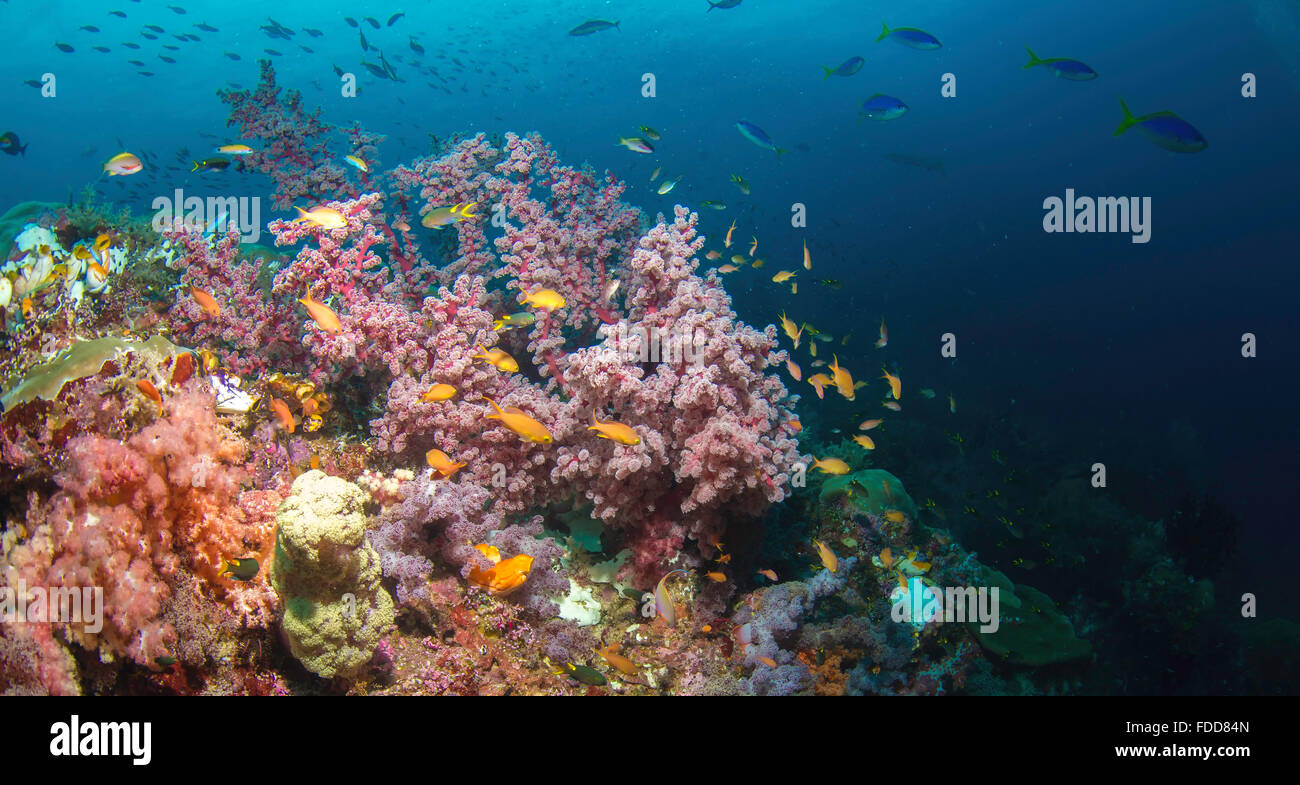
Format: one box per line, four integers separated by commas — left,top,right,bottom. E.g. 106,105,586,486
819,468,917,520
269,470,395,679
966,566,1091,667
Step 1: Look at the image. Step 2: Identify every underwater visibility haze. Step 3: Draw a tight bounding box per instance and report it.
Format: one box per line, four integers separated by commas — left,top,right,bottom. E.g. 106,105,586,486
0,0,1297,697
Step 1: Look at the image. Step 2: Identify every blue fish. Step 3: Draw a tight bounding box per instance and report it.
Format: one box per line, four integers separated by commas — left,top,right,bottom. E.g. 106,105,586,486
1114,97,1207,153
876,21,941,49
707,0,743,11
735,120,789,159
823,56,865,80
569,19,620,36
860,94,908,121
1023,48,1097,81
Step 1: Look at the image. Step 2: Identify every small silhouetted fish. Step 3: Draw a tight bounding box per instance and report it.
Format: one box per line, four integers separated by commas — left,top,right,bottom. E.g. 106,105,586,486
146,24,164,32
55,42,74,52
138,71,154,76
163,44,179,50
409,37,424,54
264,48,281,56
362,61,388,79
167,4,186,13
360,30,369,50
300,45,314,53
345,16,358,27
141,32,157,40
388,12,404,26
569,19,619,36
365,16,380,28
332,63,343,76
110,10,127,17
80,25,100,32
93,45,111,52
158,55,176,63
223,51,240,60
128,59,144,66
196,22,218,32
23,79,41,88
303,27,322,37
122,42,140,49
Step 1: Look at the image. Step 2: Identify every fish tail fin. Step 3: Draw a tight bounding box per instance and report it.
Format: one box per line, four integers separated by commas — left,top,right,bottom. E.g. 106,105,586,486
822,66,832,80
706,1,715,11
1023,47,1043,69
191,161,199,172
483,396,504,416
1114,96,1137,136
876,21,890,42
775,148,790,160
615,21,621,31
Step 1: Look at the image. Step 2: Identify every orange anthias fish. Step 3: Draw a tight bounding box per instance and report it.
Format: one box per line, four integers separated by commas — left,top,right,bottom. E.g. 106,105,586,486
875,318,888,348
807,373,831,399
881,368,902,400
724,219,736,249
426,448,467,477
270,398,295,433
757,568,779,581
811,456,850,475
473,345,520,373
785,358,802,381
802,239,811,270
468,553,534,596
882,400,902,412
813,539,839,573
757,656,778,667
788,419,802,433
588,411,640,445
829,355,855,400
484,397,553,443
853,434,876,451
136,379,162,407
705,571,727,583
859,419,882,430
884,509,907,523
655,569,690,627
597,643,639,677
189,286,220,317
420,383,457,403
299,293,341,333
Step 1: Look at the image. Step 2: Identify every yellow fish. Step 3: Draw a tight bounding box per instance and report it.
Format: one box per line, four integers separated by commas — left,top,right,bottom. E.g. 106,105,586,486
473,345,520,373
829,355,855,401
299,293,341,333
420,383,457,403
771,270,796,283
292,205,347,229
215,144,254,155
802,239,811,270
853,434,875,450
778,312,803,349
426,448,467,477
588,411,640,445
811,456,850,475
484,397,553,443
813,539,839,572
724,219,736,249
881,368,902,400
520,288,566,312
730,254,748,266
949,393,957,414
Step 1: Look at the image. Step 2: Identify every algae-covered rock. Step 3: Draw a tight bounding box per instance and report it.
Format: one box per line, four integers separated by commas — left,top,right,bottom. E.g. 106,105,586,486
966,567,1090,667
820,468,917,520
1,334,186,411
0,201,60,257
270,470,395,679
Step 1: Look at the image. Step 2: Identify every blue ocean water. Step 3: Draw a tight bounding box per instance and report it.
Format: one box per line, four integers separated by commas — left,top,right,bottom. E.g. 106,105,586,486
2,0,1297,630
